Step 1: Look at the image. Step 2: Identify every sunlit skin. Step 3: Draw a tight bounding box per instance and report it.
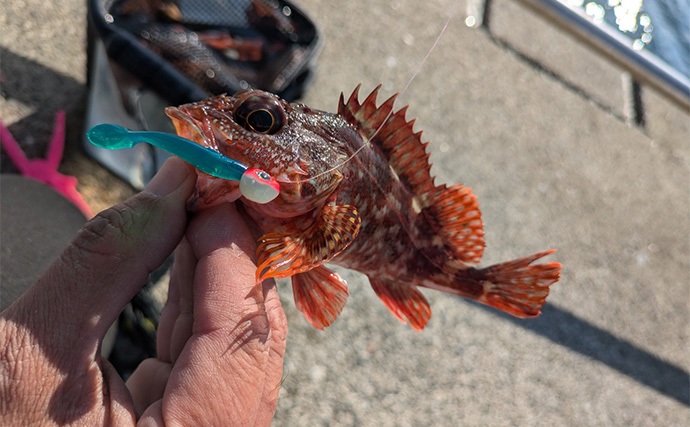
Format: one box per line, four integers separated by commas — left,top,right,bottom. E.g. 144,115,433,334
0,159,287,425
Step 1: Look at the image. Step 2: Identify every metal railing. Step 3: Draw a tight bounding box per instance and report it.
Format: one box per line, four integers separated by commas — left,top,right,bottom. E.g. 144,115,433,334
467,0,690,110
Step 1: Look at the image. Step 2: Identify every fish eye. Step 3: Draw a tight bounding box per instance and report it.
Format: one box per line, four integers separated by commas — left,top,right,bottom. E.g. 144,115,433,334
233,94,286,134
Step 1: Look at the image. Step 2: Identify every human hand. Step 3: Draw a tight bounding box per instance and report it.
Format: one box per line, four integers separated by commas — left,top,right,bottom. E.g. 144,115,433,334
0,158,287,426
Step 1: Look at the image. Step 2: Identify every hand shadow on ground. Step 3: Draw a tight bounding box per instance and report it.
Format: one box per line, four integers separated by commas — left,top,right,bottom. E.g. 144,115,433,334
1,47,87,174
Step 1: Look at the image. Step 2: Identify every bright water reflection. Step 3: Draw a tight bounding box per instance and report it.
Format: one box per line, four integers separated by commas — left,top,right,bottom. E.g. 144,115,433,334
558,0,690,78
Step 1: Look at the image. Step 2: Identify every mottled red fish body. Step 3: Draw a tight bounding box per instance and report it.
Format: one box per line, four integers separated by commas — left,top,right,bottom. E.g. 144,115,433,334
168,85,561,331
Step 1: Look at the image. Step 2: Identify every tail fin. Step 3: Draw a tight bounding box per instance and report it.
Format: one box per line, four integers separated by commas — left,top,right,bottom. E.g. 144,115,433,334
479,250,561,317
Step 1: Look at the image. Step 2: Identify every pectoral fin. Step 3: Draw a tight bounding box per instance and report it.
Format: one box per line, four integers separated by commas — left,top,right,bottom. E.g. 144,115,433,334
255,204,361,282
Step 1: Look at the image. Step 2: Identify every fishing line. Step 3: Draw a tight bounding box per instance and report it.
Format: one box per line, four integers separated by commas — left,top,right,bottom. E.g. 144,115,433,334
276,1,465,277
275,1,459,185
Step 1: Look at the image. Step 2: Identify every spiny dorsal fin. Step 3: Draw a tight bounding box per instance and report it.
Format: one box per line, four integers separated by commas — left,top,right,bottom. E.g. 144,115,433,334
339,84,436,204
338,85,484,264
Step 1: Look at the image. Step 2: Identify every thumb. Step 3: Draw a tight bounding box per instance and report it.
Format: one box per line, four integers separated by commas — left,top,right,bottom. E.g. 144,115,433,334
4,157,196,348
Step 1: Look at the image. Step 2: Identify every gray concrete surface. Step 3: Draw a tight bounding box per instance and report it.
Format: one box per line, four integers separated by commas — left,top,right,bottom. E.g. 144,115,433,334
1,0,688,425
0,175,87,311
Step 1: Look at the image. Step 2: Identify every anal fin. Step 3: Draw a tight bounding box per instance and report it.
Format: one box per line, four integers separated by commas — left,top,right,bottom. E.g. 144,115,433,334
292,265,349,330
370,279,431,331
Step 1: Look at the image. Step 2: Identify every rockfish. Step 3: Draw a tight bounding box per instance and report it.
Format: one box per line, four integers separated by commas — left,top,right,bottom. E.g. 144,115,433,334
165,85,561,330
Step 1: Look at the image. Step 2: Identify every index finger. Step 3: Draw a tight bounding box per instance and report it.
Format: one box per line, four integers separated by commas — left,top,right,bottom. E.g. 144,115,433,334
186,203,264,332
155,203,287,425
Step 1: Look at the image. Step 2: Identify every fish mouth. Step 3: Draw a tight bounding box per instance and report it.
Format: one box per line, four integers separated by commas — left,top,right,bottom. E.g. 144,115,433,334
165,105,266,178
165,106,215,148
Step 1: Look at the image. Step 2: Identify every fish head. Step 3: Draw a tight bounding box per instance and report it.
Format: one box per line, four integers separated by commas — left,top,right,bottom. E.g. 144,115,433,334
166,90,354,217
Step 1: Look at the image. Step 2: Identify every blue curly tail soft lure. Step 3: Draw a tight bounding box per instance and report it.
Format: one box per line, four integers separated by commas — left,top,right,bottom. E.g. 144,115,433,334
87,123,279,204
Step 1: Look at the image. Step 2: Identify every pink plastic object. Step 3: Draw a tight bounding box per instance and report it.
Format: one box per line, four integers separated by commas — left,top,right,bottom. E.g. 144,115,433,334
1,111,93,218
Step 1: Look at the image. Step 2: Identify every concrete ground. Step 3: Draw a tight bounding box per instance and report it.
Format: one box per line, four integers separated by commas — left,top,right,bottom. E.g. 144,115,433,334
1,0,688,425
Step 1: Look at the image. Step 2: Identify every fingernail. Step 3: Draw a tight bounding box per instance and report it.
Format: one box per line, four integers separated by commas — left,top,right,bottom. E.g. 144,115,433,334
144,157,191,196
